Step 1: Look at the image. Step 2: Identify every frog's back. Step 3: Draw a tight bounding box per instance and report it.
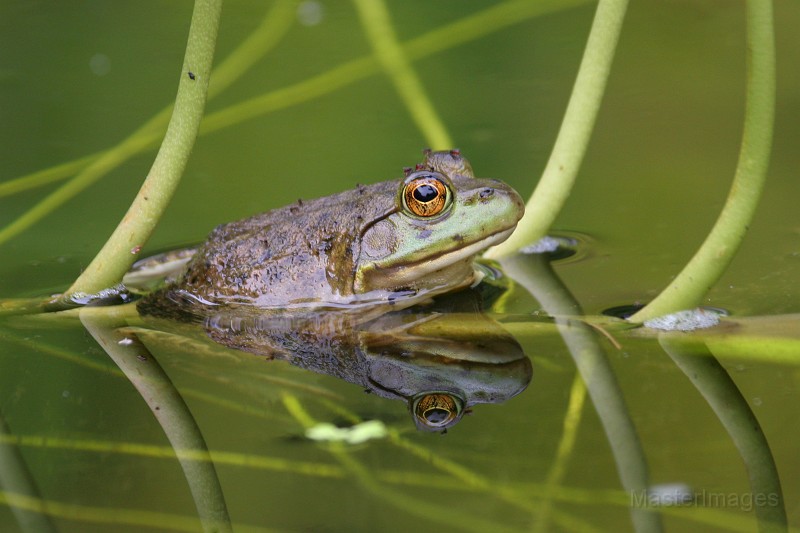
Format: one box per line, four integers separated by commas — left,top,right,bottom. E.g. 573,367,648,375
145,181,397,312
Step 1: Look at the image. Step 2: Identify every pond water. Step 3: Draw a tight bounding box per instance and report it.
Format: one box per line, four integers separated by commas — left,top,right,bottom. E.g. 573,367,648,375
1,1,799,532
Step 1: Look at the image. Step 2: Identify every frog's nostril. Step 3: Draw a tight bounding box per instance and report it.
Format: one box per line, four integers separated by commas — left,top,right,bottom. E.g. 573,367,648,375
479,188,494,198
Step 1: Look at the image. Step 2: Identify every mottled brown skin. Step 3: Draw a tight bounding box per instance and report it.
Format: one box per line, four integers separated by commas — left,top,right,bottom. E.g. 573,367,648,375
173,180,400,307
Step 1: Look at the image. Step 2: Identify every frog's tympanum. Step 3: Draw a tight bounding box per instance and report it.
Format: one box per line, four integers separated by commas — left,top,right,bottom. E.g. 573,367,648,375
136,150,524,316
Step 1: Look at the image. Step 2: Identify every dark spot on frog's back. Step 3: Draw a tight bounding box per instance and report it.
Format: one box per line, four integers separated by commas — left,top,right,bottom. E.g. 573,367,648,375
452,233,464,243
417,229,432,240
480,188,494,199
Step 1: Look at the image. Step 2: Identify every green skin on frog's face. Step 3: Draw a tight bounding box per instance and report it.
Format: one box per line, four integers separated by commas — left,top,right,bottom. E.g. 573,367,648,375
142,150,524,311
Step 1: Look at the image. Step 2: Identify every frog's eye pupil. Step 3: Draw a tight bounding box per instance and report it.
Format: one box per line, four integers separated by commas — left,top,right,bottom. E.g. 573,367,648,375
424,407,451,424
413,184,438,203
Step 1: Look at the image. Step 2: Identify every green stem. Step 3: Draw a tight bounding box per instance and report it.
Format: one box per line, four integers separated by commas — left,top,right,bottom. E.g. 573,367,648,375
0,0,586,248
499,254,661,533
81,307,232,533
0,109,171,248
628,0,775,323
351,0,453,150
486,0,629,259
0,0,296,239
0,155,97,199
281,394,517,533
660,337,786,533
0,416,58,533
63,0,223,299
532,374,587,533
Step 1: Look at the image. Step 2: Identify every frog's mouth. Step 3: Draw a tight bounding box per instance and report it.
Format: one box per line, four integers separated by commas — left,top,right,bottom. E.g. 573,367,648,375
356,226,515,294
397,227,515,284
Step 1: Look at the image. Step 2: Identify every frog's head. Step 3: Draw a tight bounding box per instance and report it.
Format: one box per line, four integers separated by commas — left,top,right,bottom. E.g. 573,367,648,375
354,150,524,299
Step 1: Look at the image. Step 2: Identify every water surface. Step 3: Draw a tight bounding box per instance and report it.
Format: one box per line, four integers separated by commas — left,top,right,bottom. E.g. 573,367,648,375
1,1,799,531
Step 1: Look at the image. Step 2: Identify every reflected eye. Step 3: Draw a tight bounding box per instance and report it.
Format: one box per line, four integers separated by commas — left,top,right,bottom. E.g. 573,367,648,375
412,393,463,430
402,174,450,217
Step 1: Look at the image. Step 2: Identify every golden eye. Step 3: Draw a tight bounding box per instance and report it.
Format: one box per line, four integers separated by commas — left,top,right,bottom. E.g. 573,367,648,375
402,174,450,217
413,393,462,429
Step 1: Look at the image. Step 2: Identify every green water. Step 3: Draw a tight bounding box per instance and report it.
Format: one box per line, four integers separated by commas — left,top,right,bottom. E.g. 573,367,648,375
1,1,799,532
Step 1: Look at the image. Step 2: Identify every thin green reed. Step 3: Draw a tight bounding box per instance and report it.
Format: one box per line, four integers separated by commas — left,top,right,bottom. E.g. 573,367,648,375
0,0,298,248
352,0,453,150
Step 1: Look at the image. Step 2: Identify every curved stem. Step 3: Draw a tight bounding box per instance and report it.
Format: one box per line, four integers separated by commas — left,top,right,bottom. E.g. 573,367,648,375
64,0,223,299
0,0,296,242
81,307,232,533
352,0,453,150
628,0,775,323
0,0,587,248
486,0,629,259
500,254,661,533
660,337,786,533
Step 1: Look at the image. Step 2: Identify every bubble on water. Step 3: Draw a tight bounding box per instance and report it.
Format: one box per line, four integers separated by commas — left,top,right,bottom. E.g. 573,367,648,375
752,397,762,407
297,1,324,26
89,53,111,76
521,236,561,254
69,284,128,305
643,308,724,331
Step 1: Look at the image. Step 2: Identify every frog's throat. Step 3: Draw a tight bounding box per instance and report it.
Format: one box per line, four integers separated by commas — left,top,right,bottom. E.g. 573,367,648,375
359,227,515,291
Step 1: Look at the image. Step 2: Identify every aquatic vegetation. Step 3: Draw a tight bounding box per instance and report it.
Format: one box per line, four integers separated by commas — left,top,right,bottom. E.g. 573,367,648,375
0,0,794,532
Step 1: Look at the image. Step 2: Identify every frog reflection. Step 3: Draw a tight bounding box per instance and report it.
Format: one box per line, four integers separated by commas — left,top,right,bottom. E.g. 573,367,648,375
195,289,531,431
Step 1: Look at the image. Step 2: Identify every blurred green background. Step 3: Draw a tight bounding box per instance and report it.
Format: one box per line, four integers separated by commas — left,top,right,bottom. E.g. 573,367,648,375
1,1,799,531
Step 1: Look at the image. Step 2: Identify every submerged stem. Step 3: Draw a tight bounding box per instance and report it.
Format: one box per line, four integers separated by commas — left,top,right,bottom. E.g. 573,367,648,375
628,0,775,323
661,337,786,532
81,307,232,532
486,0,629,259
63,0,223,299
351,0,453,150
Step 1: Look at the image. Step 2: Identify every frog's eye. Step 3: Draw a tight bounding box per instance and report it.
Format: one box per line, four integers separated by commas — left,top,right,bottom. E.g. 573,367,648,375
412,393,463,430
402,173,451,218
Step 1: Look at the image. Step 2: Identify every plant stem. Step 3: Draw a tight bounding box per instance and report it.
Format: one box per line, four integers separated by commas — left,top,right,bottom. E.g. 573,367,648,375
63,0,223,299
500,253,661,533
661,337,786,532
352,0,453,150
485,0,629,259
80,307,232,532
0,1,296,244
0,0,587,245
629,0,775,323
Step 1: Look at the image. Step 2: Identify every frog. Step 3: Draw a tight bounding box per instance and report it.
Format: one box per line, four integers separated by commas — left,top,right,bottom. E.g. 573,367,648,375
136,149,524,317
